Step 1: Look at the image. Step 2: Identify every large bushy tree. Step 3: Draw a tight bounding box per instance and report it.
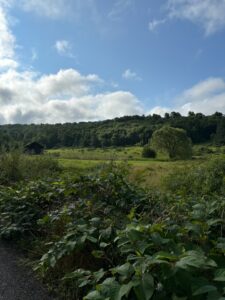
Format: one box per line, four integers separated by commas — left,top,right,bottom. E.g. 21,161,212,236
151,126,192,159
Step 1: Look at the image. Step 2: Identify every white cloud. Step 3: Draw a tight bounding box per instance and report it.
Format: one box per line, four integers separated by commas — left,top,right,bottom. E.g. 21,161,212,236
149,19,166,32
147,106,171,116
108,0,135,20
122,69,142,81
31,48,38,61
149,0,225,36
167,0,225,35
150,78,225,116
54,40,74,57
0,68,143,124
0,5,18,69
177,78,225,115
0,2,143,124
36,69,102,98
20,0,71,19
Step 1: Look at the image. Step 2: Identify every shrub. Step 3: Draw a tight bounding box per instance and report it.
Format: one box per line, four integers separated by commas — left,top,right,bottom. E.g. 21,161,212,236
0,151,23,184
141,146,156,158
0,163,225,299
164,157,225,196
0,151,61,185
21,155,61,180
194,146,214,156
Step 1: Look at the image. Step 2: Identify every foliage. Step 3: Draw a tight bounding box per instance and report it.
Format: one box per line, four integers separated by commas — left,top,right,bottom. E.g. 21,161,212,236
151,126,192,159
142,146,157,158
0,112,223,149
214,118,225,146
0,161,225,299
0,151,61,184
193,146,214,156
0,179,66,239
0,150,23,183
164,158,225,196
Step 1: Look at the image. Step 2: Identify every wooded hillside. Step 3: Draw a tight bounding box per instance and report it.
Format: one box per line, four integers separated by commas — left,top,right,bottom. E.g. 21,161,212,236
0,112,224,149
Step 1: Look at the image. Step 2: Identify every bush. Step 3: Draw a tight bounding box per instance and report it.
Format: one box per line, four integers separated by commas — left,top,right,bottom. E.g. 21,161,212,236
194,146,214,156
21,155,61,180
0,163,225,299
0,151,61,185
142,146,156,158
0,151,23,184
164,157,225,196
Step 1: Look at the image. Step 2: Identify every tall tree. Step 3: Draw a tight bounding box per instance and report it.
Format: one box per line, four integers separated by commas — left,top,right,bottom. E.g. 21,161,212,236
151,126,192,159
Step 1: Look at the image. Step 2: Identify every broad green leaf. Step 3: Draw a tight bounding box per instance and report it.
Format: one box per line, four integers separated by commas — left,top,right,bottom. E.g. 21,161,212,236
176,251,217,270
93,269,105,282
84,290,104,300
111,263,134,277
214,269,225,281
193,285,217,296
142,274,154,300
116,282,134,300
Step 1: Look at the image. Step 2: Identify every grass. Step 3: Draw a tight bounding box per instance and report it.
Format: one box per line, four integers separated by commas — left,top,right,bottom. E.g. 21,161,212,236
48,146,160,161
49,146,213,188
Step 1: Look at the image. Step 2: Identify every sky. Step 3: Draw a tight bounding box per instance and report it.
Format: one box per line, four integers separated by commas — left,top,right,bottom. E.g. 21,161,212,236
0,0,225,124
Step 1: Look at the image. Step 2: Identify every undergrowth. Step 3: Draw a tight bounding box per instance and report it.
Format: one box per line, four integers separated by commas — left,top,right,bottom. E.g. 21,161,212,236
0,160,224,299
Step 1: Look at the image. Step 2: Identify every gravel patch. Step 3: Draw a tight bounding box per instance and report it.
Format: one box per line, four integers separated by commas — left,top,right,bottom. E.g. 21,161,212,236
0,242,56,300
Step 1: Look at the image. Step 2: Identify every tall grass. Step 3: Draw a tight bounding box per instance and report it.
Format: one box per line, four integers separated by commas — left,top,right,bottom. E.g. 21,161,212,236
0,151,61,185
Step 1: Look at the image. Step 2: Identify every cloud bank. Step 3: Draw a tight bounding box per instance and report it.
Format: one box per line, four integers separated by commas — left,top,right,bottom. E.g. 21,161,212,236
0,1,143,124
0,68,143,124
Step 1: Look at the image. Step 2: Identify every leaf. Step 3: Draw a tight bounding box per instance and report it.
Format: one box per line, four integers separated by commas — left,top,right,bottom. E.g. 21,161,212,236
84,290,104,300
154,251,178,262
50,256,57,268
116,282,134,300
111,263,134,278
78,279,91,287
100,242,109,248
142,274,154,300
93,269,105,282
176,251,217,270
214,269,225,281
128,229,143,242
193,285,217,296
134,274,154,300
97,277,121,300
86,236,98,243
92,250,105,258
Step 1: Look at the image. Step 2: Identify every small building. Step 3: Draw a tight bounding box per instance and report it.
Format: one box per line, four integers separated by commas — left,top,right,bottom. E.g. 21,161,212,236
24,142,44,155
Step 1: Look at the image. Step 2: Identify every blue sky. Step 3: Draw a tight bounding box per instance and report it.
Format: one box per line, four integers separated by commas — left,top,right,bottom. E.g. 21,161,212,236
0,0,225,124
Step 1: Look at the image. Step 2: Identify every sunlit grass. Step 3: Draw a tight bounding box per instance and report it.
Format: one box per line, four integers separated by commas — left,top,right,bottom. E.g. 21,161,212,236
47,145,225,188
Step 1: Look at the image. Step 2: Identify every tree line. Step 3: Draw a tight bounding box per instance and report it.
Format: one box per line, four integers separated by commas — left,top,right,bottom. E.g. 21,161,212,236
0,111,225,149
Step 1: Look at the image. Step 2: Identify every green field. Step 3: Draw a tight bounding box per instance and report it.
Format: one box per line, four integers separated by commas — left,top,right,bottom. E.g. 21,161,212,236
47,145,223,187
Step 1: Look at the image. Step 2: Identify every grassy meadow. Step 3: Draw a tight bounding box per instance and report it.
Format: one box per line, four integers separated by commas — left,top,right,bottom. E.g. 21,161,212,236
47,145,225,187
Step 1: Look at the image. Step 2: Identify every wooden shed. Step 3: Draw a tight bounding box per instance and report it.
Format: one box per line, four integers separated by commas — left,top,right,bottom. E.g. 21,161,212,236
24,142,44,155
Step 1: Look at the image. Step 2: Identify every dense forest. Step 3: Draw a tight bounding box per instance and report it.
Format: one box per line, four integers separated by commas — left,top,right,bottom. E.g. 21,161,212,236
1,111,225,149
